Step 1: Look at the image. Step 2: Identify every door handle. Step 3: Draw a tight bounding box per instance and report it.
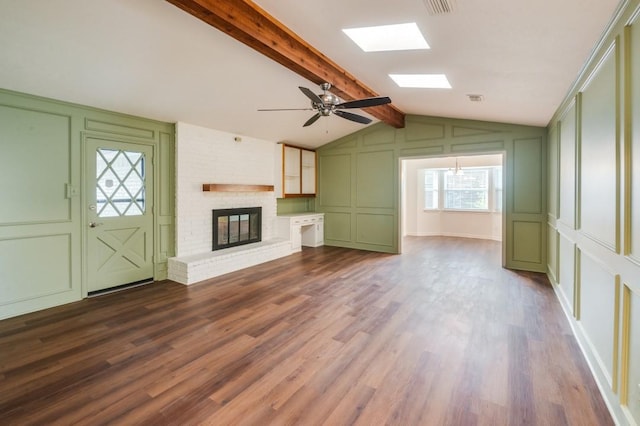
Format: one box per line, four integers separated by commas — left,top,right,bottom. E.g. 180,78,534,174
88,222,103,228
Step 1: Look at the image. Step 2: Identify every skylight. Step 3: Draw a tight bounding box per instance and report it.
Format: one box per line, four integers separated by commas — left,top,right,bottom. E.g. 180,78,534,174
389,74,452,89
342,23,429,52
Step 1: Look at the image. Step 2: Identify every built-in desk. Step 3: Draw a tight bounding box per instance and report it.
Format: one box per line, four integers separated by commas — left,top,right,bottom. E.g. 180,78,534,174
276,213,324,252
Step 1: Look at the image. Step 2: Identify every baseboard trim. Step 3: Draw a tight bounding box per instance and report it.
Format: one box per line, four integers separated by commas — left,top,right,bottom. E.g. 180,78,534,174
546,269,626,425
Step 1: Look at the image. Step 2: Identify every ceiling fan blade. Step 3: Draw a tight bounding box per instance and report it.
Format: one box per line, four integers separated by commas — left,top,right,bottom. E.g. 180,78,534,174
334,110,372,125
257,108,314,111
303,112,321,127
336,96,391,109
299,86,324,105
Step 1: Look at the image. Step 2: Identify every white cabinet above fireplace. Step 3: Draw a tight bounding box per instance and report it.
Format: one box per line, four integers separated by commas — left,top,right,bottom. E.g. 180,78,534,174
274,143,316,198
276,213,324,252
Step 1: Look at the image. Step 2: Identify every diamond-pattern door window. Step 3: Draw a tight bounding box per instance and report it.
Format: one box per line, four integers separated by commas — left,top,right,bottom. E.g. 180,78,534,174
96,148,146,218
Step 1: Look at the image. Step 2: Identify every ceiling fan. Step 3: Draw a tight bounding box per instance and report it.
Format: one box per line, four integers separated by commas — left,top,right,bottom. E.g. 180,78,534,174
258,83,392,127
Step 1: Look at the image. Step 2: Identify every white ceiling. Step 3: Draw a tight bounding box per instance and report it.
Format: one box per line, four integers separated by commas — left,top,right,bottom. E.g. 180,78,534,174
0,0,620,148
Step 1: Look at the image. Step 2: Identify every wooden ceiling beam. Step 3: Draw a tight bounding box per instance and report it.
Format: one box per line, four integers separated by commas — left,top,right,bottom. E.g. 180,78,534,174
165,0,405,128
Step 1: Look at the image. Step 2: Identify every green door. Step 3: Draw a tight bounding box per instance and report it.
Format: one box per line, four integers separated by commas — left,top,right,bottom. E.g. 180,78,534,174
85,138,154,292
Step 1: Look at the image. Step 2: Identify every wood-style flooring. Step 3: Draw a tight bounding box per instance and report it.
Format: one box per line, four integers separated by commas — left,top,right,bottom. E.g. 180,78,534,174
0,237,613,425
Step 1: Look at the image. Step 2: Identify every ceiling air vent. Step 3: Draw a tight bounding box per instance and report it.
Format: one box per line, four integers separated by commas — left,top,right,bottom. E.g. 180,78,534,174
423,0,456,15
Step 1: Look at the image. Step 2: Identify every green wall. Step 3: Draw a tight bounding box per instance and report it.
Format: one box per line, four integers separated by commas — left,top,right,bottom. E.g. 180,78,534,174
276,197,315,214
0,89,174,320
546,1,640,423
316,115,547,272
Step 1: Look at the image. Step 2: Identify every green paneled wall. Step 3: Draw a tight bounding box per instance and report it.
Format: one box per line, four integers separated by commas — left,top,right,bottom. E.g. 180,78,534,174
276,197,315,214
317,114,547,272
0,89,174,320
546,1,640,424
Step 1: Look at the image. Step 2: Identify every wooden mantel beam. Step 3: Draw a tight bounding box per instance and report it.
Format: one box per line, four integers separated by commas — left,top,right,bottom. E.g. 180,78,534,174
165,0,406,128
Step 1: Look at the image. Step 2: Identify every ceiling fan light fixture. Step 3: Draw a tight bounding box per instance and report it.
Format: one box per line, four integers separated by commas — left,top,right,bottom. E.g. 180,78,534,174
259,83,390,127
389,74,452,89
342,23,430,52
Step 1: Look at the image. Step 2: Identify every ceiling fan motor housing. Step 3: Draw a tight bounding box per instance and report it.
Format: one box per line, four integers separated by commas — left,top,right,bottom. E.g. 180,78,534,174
315,92,340,115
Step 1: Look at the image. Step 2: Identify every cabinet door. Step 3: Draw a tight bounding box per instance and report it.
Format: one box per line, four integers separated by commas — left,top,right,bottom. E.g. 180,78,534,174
316,221,324,245
283,146,301,194
301,149,316,194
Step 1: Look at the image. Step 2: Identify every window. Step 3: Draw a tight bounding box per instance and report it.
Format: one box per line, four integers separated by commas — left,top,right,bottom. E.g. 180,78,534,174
422,165,501,211
424,170,439,210
96,148,146,218
444,169,488,210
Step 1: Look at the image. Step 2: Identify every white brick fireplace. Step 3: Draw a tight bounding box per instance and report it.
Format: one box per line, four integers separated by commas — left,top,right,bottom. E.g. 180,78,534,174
168,122,291,284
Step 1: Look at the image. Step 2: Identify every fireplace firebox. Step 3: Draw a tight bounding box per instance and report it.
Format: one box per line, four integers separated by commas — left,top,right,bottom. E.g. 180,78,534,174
212,207,261,251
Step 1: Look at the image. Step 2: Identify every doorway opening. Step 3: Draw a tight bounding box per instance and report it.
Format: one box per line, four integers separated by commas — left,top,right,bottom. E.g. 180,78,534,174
400,153,505,264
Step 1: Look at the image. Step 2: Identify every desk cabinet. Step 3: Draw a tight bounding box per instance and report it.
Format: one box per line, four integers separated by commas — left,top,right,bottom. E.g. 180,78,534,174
276,213,324,252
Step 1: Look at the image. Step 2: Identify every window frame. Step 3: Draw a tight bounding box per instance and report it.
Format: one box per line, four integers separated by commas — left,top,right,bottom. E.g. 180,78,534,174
443,168,490,212
422,165,502,212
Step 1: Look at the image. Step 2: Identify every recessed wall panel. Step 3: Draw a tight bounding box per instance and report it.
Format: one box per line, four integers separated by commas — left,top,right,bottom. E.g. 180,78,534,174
451,140,504,153
356,150,394,208
579,254,616,386
399,145,444,157
0,234,72,304
558,235,575,313
159,132,174,217
85,118,155,139
513,137,543,214
624,286,640,423
404,120,445,141
319,154,351,207
159,223,174,263
548,227,558,282
0,106,71,224
452,125,498,138
580,45,618,251
512,221,542,263
356,214,394,246
362,127,395,146
630,22,640,262
559,104,576,228
548,125,559,218
324,212,351,242
331,137,358,150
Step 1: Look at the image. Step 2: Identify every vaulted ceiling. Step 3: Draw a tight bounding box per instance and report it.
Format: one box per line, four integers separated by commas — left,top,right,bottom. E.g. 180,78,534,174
0,0,620,148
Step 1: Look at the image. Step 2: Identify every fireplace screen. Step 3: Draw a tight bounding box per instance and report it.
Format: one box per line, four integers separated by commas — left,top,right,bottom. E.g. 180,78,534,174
212,207,261,250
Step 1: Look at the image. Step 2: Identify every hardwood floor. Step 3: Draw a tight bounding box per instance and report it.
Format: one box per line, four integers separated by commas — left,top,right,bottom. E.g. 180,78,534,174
0,237,612,425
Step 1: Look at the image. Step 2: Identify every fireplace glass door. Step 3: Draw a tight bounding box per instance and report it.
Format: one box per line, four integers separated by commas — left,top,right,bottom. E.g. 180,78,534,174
213,207,261,250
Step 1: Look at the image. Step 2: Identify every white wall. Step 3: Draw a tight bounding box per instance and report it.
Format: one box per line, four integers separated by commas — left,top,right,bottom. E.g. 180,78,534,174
403,154,503,241
175,122,277,257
